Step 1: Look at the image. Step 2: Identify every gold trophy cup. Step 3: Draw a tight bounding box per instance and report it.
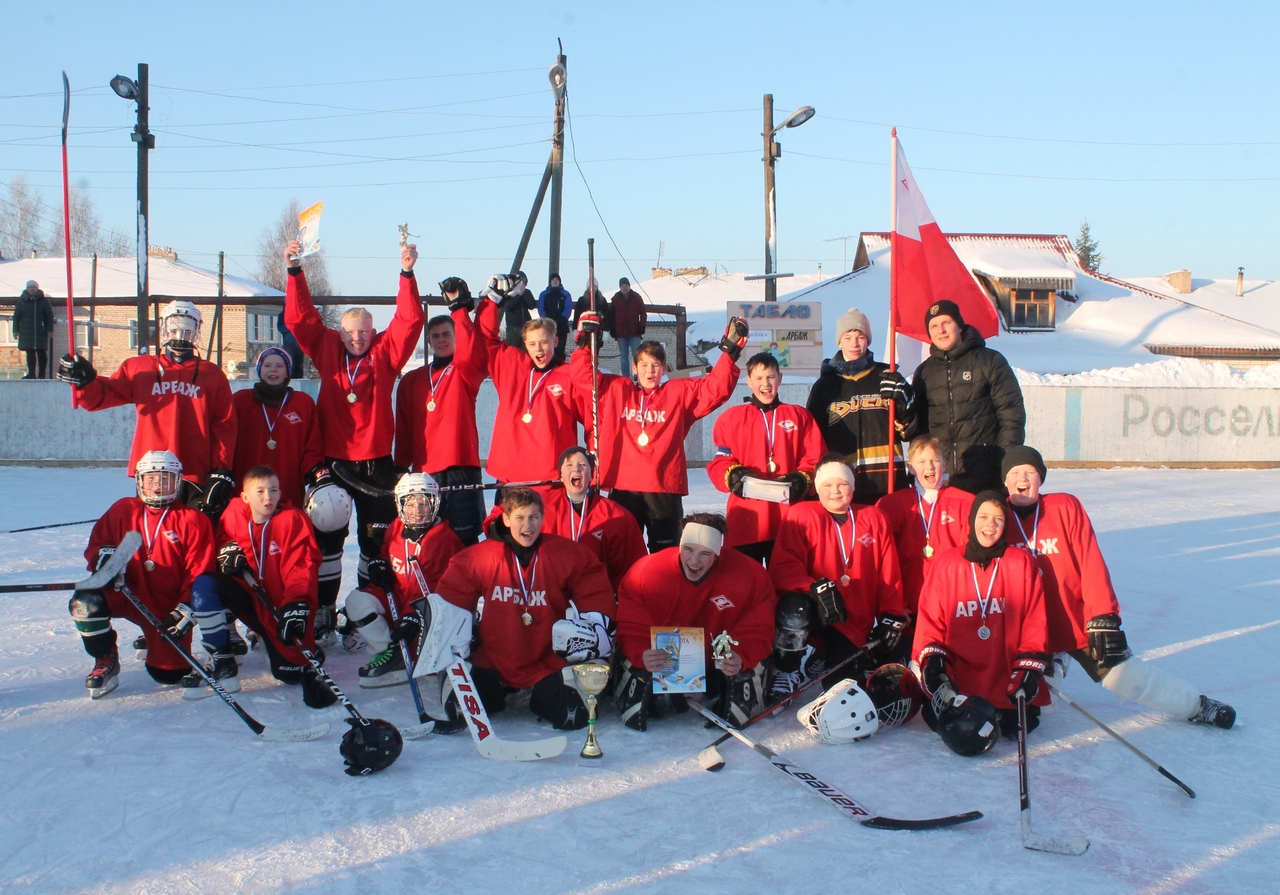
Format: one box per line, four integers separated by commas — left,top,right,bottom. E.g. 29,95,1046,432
572,662,611,762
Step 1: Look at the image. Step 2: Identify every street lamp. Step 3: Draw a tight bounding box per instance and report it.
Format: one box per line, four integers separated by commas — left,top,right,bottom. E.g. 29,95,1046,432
762,94,814,301
110,63,155,354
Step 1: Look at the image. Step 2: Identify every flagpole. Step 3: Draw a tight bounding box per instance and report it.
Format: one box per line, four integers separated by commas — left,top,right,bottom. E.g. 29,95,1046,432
886,127,899,493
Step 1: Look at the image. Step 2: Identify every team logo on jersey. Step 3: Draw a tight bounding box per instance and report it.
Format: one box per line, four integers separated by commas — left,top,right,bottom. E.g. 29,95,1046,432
162,531,181,544
941,511,957,525
711,594,734,610
621,407,668,424
269,541,282,556
955,598,1004,618
1037,538,1059,555
778,419,798,432
858,533,875,547
150,380,202,398
285,412,303,424
962,371,972,381
489,585,547,607
592,529,604,540
827,396,886,421
547,384,565,397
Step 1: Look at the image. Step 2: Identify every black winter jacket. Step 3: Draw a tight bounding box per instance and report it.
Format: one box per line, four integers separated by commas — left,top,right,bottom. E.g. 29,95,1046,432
13,289,55,350
911,325,1025,493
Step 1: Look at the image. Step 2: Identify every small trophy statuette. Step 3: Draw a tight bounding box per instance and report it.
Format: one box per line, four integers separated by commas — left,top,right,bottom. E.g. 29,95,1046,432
572,661,611,763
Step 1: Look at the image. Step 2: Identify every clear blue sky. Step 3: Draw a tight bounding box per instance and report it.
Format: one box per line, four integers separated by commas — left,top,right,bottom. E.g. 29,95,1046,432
3,1,1277,298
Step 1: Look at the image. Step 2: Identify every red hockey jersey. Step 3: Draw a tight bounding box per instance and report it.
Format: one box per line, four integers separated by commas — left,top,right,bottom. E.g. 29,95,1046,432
538,487,648,593
394,306,487,473
372,517,466,616
1003,494,1122,654
571,349,740,494
231,387,324,508
475,298,580,483
218,497,320,657
876,485,975,616
707,399,826,546
770,501,905,646
616,546,776,669
285,269,423,461
77,354,236,482
436,534,614,688
912,545,1049,707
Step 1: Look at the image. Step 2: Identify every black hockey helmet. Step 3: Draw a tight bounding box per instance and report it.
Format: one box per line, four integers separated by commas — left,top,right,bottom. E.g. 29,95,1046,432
864,663,921,728
340,717,403,776
937,694,999,757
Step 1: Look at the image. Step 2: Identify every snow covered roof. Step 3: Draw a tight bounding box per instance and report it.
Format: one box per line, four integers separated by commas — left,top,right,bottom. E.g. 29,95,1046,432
861,232,1079,287
0,256,281,300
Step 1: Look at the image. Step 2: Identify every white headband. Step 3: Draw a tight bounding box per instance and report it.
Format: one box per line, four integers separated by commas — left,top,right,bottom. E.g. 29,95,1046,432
814,461,856,491
680,522,723,555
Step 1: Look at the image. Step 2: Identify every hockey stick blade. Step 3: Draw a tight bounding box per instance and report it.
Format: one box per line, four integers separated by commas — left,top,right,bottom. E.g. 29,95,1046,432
78,531,143,591
1021,814,1090,855
399,721,436,740
259,722,332,743
692,702,982,831
445,659,567,761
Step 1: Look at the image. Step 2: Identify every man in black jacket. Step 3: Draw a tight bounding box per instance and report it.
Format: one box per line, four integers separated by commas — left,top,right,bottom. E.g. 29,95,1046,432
911,300,1024,493
14,280,55,379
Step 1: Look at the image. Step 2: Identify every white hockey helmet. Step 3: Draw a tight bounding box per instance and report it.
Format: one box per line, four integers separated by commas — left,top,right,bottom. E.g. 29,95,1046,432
135,449,184,508
159,300,203,352
796,678,880,744
394,473,440,530
305,481,353,532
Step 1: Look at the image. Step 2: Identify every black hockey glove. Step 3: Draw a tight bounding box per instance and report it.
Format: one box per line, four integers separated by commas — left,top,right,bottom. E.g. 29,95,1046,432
162,603,196,639
718,317,750,362
726,465,751,497
217,543,248,577
95,546,126,590
440,277,474,312
1086,613,1131,675
1006,653,1048,705
58,353,96,387
918,643,954,702
809,577,847,627
871,613,909,654
301,667,338,708
277,600,310,646
203,469,236,517
778,470,809,503
389,600,426,647
878,370,913,416
366,558,394,591
307,464,331,487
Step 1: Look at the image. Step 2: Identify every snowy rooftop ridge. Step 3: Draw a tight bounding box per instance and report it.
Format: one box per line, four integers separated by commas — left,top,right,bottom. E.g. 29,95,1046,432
0,256,281,299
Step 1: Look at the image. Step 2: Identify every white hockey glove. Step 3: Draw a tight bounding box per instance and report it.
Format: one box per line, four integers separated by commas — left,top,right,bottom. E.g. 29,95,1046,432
552,601,613,663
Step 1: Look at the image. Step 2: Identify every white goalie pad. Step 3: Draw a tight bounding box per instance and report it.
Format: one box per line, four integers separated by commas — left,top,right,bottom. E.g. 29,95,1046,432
1101,656,1199,719
412,593,474,677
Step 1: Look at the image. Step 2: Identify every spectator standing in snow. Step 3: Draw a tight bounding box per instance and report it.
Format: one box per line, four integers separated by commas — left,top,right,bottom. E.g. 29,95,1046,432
609,277,647,376
13,280,55,379
538,274,573,364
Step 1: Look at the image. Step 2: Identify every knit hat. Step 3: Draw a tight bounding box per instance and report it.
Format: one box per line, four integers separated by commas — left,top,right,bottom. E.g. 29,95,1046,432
835,308,872,343
619,277,630,286
25,280,38,290
924,300,964,332
255,346,293,379
557,445,595,471
1000,445,1047,484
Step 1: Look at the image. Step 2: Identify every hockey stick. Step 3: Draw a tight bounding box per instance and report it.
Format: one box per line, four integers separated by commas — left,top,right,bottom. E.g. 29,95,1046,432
329,461,396,499
0,532,143,594
391,558,439,727
441,657,568,761
243,571,431,741
1045,679,1195,798
691,700,982,831
120,584,328,742
699,639,880,772
329,461,557,498
438,479,559,494
587,236,600,487
1018,693,1090,855
0,518,99,535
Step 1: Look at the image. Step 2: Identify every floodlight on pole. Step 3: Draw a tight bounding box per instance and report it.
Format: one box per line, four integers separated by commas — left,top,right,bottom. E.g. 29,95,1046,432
110,63,154,354
762,95,814,301
109,75,139,101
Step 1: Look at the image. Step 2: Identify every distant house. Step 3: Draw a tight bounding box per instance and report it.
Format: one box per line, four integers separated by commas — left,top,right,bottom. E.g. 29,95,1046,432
0,251,284,379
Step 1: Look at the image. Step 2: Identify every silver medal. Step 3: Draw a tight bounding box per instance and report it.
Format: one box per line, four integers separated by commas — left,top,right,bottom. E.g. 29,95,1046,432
637,431,650,447
977,625,991,641
923,544,934,558
427,400,437,412
144,559,156,572
521,611,533,626
346,392,357,404
266,439,277,450
768,459,777,473
839,574,851,587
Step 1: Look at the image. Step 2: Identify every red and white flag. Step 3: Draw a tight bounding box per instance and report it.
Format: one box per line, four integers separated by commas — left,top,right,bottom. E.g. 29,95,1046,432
890,133,999,343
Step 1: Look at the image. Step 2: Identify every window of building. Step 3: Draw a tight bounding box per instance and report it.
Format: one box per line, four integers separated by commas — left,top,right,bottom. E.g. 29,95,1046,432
249,311,279,344
1010,289,1054,330
0,317,14,346
75,318,100,349
129,319,159,350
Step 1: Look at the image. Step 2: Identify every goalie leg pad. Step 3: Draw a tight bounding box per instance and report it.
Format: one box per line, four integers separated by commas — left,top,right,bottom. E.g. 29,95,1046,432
614,660,653,731
530,671,588,730
69,590,117,657
1101,656,1200,719
344,588,391,652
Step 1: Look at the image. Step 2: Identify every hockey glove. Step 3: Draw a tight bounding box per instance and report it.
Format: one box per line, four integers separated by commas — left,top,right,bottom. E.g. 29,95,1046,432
809,577,847,627
878,370,913,416
307,464,331,486
1086,612,1131,675
871,613,909,654
718,317,750,363
277,600,310,646
95,546,126,590
918,643,955,704
486,273,516,298
203,469,236,517
217,543,248,577
1006,653,1048,705
301,667,339,708
58,353,96,387
365,558,394,591
440,277,474,312
389,603,424,647
162,603,196,639
726,465,751,497
778,470,809,503
551,602,613,663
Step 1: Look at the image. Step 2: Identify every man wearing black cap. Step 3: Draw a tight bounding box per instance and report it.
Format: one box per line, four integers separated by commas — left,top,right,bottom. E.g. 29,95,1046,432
911,299,1025,493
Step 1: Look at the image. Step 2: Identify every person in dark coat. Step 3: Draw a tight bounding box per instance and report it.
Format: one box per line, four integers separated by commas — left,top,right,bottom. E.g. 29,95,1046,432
13,280,55,379
572,279,612,356
538,274,573,363
806,307,914,503
911,300,1025,494
609,278,647,375
499,271,536,347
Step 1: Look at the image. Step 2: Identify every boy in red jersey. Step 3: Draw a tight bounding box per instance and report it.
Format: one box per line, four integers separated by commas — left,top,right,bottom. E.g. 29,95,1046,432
68,450,215,698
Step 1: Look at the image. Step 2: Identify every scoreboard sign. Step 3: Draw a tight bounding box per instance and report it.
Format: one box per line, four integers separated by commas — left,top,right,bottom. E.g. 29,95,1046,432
726,302,825,373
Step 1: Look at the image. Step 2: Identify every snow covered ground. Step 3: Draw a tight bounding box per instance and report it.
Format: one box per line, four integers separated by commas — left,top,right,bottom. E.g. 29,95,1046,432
2,466,1278,894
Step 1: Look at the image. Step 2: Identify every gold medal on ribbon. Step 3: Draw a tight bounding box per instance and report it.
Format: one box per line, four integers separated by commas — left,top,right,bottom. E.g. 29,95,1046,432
637,431,650,447
144,559,156,572
346,392,357,404
923,544,934,558
427,401,437,412
521,412,533,424
521,611,533,626
839,574,851,587
768,459,777,473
